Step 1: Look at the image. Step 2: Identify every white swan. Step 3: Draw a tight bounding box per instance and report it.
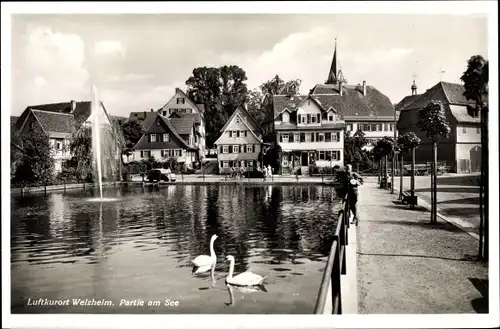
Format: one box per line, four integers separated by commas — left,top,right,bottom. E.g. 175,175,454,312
192,234,218,274
225,255,267,286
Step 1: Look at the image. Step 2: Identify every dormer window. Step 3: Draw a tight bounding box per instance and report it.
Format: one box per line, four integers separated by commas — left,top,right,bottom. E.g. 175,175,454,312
328,113,335,121
282,111,290,123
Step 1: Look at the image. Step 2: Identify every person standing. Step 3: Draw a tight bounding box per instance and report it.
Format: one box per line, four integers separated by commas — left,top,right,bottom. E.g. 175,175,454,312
342,164,364,225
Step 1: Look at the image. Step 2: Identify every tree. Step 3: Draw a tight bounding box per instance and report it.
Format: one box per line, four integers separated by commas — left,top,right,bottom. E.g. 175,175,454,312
373,137,396,188
461,55,489,261
397,132,421,204
14,126,55,186
186,65,249,147
121,119,145,159
418,101,451,224
247,75,302,125
344,130,368,171
70,125,93,182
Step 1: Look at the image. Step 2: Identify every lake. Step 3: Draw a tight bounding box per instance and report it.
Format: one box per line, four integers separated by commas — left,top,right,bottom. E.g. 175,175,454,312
11,184,341,314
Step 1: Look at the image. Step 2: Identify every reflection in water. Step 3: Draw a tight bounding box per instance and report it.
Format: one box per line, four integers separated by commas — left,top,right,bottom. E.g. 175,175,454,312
225,283,268,306
11,184,340,314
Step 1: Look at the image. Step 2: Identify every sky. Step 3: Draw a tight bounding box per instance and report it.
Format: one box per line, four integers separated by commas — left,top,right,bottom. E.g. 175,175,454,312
10,13,488,117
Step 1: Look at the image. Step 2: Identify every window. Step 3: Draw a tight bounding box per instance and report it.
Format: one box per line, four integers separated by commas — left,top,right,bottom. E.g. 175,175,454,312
140,150,151,158
371,124,377,131
346,124,352,131
248,161,253,167
294,133,300,143
377,124,382,131
332,151,340,160
325,132,332,142
232,145,239,153
223,161,229,168
477,127,480,134
282,112,290,123
301,115,306,124
389,124,394,132
246,145,253,153
307,114,311,123
282,133,289,143
240,131,245,137
56,142,62,150
328,114,334,121
236,117,241,123
150,134,157,142
162,111,167,116
163,133,169,142
223,146,229,154
319,151,325,160
312,115,317,123
305,133,311,142
156,120,160,126
384,123,388,131
463,126,467,133
176,98,185,104
318,133,325,142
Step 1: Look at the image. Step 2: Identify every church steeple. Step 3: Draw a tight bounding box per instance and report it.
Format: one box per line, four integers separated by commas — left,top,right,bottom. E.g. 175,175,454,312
326,38,346,85
411,74,418,96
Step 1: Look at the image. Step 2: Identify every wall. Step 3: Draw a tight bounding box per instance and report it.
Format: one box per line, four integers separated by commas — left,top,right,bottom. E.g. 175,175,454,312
133,149,196,164
456,124,481,144
217,144,262,162
159,90,201,116
296,100,322,127
277,130,344,151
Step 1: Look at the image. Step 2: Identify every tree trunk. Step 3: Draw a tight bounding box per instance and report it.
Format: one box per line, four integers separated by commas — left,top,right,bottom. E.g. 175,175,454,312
391,151,395,194
431,141,438,223
399,152,404,200
411,147,416,199
384,155,388,189
378,159,381,184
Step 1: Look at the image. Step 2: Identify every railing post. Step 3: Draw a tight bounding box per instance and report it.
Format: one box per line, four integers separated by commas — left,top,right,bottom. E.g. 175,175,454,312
340,223,347,275
331,240,342,314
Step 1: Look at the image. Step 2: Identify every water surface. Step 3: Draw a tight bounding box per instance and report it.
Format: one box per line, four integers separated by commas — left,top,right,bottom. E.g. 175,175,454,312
11,184,341,314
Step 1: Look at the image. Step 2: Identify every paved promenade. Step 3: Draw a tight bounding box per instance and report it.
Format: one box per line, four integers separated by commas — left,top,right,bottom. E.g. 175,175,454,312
392,174,481,237
356,177,488,314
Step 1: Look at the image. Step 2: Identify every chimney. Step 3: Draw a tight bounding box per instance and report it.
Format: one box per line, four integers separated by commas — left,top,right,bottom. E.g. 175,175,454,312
143,111,147,118
151,108,154,112
339,81,343,96
362,81,366,96
70,100,76,112
175,87,181,93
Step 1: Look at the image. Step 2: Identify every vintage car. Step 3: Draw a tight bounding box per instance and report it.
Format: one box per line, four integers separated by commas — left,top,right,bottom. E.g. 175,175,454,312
146,168,176,182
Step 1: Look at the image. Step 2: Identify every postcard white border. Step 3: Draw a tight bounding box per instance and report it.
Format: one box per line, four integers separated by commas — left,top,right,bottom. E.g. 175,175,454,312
2,1,499,329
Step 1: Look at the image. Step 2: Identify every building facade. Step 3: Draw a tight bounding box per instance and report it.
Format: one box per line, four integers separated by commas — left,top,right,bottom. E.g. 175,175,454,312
15,100,114,173
308,41,397,150
214,105,263,174
264,94,346,175
132,113,199,164
396,81,481,173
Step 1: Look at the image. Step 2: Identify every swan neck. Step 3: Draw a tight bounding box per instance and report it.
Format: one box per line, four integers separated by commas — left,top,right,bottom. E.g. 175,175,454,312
209,239,216,258
228,259,234,279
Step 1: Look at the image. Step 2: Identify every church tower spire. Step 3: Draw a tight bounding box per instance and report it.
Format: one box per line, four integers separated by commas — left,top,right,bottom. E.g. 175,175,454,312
326,38,346,85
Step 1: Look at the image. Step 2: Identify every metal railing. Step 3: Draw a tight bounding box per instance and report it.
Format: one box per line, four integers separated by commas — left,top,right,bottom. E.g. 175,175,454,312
314,194,350,314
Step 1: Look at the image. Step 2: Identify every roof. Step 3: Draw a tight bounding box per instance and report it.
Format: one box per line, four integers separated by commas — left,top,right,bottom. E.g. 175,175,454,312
132,114,197,151
128,111,158,129
32,110,75,136
169,112,202,124
265,85,394,123
449,105,481,124
395,94,421,112
16,101,92,131
405,81,474,111
274,122,345,130
169,116,195,135
214,105,263,145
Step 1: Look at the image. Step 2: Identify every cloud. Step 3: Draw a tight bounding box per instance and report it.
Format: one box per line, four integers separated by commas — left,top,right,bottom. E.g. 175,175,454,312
94,40,126,57
15,26,90,108
105,73,153,82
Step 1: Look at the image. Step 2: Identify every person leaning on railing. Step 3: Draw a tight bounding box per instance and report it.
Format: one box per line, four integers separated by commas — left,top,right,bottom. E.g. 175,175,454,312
341,164,364,226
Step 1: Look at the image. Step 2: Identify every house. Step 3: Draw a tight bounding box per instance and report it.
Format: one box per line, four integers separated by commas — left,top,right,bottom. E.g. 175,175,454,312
214,105,263,174
397,81,481,173
157,88,206,158
306,41,397,149
14,100,114,173
263,93,346,175
131,113,199,165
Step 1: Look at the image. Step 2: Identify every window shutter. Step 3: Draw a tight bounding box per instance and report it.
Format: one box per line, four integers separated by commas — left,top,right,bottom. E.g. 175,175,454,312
297,114,301,123
317,113,320,122
141,151,144,158
245,131,247,137
336,132,340,141
279,133,283,143
229,131,232,137
229,146,232,154
252,144,255,153
239,145,242,153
